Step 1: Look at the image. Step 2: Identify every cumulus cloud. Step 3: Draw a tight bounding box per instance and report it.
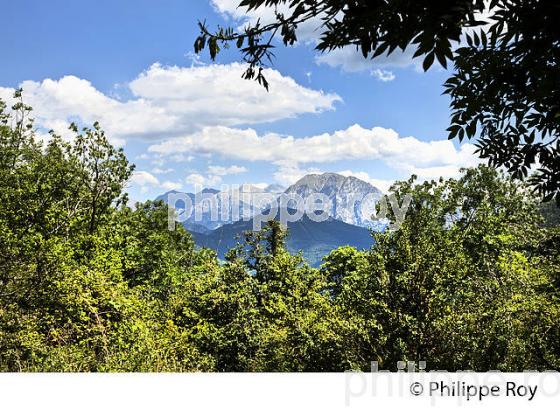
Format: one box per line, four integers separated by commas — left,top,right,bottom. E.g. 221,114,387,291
169,154,195,163
152,167,174,175
272,161,322,186
130,171,160,188
128,170,182,193
161,181,183,191
207,165,247,176
186,173,222,187
0,62,340,144
149,124,478,168
183,165,248,188
149,124,480,185
185,174,206,186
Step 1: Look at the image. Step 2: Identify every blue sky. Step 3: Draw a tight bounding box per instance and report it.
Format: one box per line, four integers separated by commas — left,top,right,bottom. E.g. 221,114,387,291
0,0,479,200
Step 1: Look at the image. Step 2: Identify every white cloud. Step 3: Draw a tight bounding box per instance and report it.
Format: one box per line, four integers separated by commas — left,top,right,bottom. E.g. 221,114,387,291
185,173,206,186
315,47,420,78
371,69,396,82
207,165,247,176
129,171,161,194
149,124,480,185
128,170,182,193
272,161,322,186
128,63,340,125
152,167,174,175
170,154,195,163
130,171,160,187
186,173,222,187
183,165,247,188
150,157,166,167
0,62,340,144
150,124,478,167
161,181,183,191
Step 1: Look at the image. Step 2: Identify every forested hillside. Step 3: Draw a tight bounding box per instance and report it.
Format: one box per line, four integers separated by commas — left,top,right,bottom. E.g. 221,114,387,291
189,213,373,267
1,96,559,371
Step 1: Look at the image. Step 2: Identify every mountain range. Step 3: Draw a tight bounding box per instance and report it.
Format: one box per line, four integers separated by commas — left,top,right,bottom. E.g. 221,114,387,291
156,183,284,232
156,173,384,266
190,213,373,267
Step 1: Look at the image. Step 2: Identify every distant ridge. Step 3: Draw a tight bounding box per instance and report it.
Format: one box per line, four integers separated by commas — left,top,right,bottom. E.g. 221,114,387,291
189,212,373,267
155,184,284,231
155,173,383,266
156,173,383,231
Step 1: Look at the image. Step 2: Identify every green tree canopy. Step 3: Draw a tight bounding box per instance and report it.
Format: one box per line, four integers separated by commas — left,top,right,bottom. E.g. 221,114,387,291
1,94,559,371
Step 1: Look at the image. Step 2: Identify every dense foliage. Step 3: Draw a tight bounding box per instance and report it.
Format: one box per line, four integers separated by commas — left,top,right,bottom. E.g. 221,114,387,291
194,0,560,203
1,97,559,371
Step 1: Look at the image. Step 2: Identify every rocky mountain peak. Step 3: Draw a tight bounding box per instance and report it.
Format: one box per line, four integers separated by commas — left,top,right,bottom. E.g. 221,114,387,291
285,173,383,227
